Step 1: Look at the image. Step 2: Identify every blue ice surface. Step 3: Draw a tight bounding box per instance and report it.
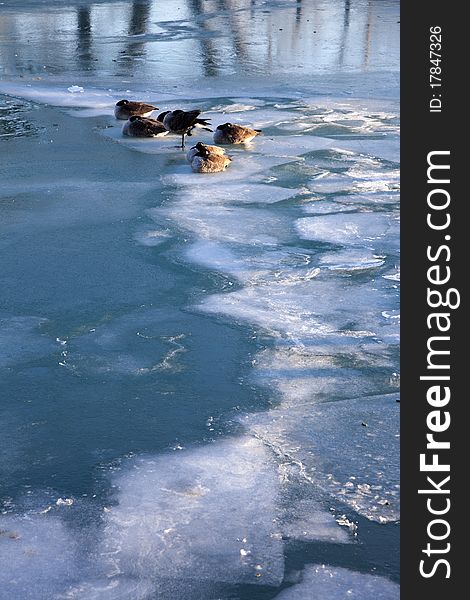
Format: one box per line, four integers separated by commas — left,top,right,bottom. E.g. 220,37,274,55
0,1,400,598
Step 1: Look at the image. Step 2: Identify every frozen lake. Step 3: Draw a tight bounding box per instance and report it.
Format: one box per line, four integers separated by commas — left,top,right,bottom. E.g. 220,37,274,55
0,1,400,598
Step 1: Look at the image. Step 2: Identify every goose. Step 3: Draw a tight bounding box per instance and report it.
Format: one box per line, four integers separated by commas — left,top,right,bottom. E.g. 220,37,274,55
186,142,226,163
213,122,261,145
191,144,232,173
114,99,157,120
122,116,168,137
158,109,212,149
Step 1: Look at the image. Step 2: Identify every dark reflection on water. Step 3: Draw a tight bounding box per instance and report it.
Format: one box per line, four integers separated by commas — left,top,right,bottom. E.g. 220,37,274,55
296,0,302,23
188,0,220,77
76,7,95,72
128,0,151,35
115,1,152,73
364,0,374,68
338,0,351,67
0,0,400,82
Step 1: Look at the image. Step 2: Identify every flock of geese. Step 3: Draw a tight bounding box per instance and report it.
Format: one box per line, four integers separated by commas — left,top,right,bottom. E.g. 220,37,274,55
114,99,262,173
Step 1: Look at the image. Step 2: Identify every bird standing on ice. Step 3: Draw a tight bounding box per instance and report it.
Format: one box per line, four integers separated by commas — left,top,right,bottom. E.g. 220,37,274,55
122,116,168,137
158,109,212,149
114,99,158,120
190,143,231,173
213,122,261,144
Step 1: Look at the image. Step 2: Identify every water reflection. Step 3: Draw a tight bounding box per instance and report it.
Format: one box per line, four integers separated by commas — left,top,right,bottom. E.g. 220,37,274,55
116,1,151,73
76,7,95,72
188,0,220,77
338,0,351,66
296,0,302,24
0,0,400,82
128,0,151,35
363,0,374,68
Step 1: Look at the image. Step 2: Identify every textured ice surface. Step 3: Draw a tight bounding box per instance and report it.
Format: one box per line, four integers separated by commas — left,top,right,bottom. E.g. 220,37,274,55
273,565,399,599
151,183,296,245
0,96,40,139
64,579,155,600
279,492,349,544
99,438,285,588
0,83,117,108
161,182,299,207
186,240,323,277
318,250,385,272
0,514,153,600
133,227,172,247
0,82,168,111
306,169,399,195
0,514,79,600
334,192,400,207
200,274,399,343
333,139,400,163
239,340,400,523
251,135,338,157
243,392,400,522
296,213,399,250
383,269,401,282
94,436,350,597
0,438,349,600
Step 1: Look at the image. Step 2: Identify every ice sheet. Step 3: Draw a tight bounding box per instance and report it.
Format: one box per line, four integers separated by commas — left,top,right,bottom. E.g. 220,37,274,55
200,273,399,343
0,435,351,600
273,564,399,599
244,392,400,523
296,214,399,251
99,437,285,588
0,514,79,600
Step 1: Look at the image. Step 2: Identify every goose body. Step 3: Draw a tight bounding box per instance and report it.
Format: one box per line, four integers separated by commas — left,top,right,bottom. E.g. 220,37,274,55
213,123,261,145
114,99,157,120
159,110,212,148
190,145,231,173
186,142,225,163
122,116,168,137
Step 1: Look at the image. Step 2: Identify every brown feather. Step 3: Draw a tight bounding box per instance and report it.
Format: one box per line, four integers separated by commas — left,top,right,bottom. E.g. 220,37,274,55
123,117,168,137
213,123,261,144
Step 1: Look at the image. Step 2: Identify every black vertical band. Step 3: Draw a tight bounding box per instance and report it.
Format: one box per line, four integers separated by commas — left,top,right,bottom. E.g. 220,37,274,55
401,3,463,597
